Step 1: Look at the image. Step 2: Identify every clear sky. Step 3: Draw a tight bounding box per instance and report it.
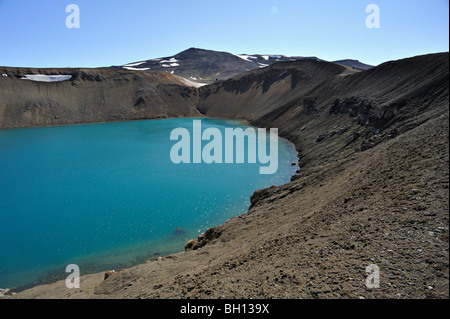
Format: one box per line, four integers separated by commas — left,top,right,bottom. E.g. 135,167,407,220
0,0,448,68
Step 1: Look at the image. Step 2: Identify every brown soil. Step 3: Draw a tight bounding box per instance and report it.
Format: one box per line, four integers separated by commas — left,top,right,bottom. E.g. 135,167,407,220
0,67,201,129
2,52,449,299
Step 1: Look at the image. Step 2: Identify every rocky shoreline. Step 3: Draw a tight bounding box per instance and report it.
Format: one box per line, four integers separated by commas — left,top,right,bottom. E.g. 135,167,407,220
1,52,448,298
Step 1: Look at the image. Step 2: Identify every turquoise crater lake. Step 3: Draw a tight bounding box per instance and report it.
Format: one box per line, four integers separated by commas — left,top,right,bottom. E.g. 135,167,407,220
0,118,298,289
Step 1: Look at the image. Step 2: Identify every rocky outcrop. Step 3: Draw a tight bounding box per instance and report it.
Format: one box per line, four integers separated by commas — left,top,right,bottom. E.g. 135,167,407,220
184,227,222,251
249,187,276,209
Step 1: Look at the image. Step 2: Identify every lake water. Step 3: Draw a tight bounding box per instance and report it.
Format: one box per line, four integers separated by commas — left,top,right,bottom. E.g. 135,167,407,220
0,118,298,289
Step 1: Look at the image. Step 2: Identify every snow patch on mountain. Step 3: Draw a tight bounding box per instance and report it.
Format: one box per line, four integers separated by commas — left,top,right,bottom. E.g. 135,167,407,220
234,54,257,62
160,58,179,64
123,66,150,71
161,63,180,68
123,61,146,67
21,74,72,82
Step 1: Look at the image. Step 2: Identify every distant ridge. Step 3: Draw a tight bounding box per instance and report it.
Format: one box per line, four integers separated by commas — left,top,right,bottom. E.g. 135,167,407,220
113,48,372,83
333,59,374,70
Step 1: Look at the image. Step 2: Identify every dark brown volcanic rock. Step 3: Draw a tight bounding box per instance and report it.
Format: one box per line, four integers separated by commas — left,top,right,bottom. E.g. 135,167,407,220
198,53,449,168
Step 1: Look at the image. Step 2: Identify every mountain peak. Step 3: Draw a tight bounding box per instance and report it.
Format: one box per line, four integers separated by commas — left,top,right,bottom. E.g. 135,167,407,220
180,47,207,53
117,48,374,83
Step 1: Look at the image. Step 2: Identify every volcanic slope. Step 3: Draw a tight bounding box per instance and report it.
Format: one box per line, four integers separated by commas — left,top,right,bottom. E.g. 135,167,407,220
0,67,201,129
7,52,450,299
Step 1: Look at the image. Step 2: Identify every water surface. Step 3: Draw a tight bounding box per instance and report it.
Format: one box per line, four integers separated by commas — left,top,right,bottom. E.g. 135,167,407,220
0,118,298,289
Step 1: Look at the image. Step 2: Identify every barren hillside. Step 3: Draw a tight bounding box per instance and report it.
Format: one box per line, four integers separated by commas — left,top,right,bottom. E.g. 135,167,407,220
0,67,201,129
3,52,449,299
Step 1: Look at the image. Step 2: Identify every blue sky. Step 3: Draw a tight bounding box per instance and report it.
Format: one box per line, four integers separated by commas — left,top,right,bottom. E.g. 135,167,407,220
0,0,448,68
